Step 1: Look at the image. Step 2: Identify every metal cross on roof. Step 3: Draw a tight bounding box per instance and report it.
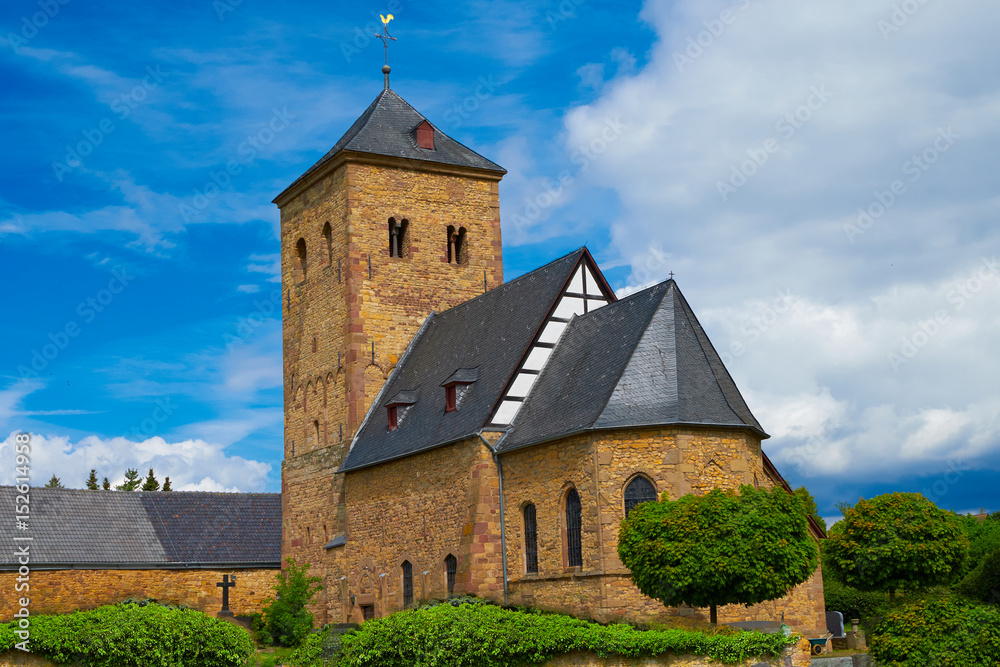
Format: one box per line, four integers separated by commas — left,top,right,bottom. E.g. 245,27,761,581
669,271,675,279
374,14,396,65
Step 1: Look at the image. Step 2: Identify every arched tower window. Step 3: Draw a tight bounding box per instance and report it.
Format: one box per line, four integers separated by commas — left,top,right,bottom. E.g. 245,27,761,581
313,420,320,448
295,238,307,283
401,560,413,607
322,222,332,266
389,217,409,258
565,488,582,568
444,554,457,597
447,226,468,265
523,503,538,574
624,476,657,517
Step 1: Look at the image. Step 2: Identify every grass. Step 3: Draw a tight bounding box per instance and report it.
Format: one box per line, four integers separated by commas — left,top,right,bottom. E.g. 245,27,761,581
246,646,298,666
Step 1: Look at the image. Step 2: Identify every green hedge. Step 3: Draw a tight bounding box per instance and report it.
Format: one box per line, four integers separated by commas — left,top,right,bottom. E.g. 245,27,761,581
957,547,1000,605
330,600,796,667
870,596,1000,666
0,601,254,666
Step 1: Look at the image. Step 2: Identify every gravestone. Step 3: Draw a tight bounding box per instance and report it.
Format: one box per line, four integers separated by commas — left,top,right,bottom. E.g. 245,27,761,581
826,610,845,637
216,574,236,618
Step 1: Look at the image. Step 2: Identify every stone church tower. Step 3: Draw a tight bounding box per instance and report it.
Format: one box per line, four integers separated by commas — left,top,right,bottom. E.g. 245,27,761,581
272,71,506,616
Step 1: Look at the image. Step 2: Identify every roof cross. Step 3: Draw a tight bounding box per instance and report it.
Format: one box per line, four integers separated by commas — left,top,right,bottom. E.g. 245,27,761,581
669,271,675,279
374,14,396,88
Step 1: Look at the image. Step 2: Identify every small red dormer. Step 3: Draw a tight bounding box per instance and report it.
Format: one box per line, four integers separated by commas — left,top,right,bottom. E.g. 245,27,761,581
416,121,435,150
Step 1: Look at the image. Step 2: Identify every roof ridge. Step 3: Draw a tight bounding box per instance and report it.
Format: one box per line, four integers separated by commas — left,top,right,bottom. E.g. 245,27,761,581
431,248,586,320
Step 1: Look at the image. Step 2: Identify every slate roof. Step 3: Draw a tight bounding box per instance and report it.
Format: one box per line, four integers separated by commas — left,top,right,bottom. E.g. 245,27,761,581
498,280,766,451
0,488,281,569
275,87,505,203
340,249,586,472
342,247,767,471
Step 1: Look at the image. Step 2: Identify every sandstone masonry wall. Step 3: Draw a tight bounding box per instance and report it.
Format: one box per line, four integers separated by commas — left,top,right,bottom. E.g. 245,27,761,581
0,567,276,622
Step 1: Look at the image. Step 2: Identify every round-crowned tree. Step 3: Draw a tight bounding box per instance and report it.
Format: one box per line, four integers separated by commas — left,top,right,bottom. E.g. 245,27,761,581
825,492,968,598
617,484,818,624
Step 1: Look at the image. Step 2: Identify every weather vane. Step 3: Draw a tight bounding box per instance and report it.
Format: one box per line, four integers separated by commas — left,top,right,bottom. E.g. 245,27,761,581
374,14,396,88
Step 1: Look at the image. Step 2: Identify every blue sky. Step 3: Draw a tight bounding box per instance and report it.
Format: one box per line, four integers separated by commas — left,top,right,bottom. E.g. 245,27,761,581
1,0,997,523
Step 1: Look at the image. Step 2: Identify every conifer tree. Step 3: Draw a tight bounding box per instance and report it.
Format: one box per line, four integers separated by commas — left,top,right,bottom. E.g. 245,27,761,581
116,468,142,491
85,469,99,490
44,474,64,488
141,468,160,492
161,477,172,492
102,477,111,490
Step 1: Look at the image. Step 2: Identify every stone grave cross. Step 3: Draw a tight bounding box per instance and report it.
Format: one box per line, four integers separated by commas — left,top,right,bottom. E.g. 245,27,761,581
216,574,236,615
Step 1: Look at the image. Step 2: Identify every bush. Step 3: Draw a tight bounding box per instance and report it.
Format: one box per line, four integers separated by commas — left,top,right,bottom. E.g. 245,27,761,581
870,596,1000,666
338,601,797,667
261,558,323,647
960,513,1000,576
823,577,889,621
0,601,254,666
957,547,1000,605
287,625,358,666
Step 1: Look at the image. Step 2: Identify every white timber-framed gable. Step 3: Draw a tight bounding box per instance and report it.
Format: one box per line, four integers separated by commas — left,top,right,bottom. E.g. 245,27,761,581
488,253,615,426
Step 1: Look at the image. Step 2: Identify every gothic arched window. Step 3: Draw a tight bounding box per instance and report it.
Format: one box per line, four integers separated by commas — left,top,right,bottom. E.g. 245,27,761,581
444,554,457,597
389,217,409,258
565,489,582,568
402,560,413,607
455,227,467,265
524,503,538,574
624,476,657,517
295,238,307,283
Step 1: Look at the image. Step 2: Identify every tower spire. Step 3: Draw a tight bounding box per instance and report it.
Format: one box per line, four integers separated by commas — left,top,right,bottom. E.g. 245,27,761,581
374,14,396,90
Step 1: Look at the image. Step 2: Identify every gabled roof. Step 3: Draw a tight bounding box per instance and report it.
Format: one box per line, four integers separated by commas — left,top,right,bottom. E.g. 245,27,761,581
339,249,587,472
497,280,767,452
275,88,505,203
0,488,281,569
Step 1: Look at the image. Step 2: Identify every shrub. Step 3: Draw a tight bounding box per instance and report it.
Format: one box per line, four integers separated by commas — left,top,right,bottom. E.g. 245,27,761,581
957,547,1000,605
338,600,797,667
825,492,968,595
618,485,818,624
287,625,358,667
261,558,323,647
0,601,254,666
870,596,1000,666
959,513,1000,576
823,577,889,621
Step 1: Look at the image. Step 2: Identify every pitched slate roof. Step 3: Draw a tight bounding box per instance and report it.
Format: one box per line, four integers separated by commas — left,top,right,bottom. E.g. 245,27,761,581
0,488,281,569
275,87,505,203
340,249,586,472
497,280,766,451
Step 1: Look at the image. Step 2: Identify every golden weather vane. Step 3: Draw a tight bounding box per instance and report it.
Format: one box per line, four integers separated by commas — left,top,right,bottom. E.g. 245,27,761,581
374,14,396,66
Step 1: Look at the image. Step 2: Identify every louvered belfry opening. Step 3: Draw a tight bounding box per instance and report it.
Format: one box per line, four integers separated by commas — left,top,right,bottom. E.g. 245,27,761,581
524,503,539,574
565,489,582,567
624,476,657,517
445,553,457,597
402,560,413,607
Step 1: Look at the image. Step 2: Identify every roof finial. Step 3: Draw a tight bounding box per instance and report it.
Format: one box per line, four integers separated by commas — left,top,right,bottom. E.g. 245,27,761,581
669,271,675,279
374,14,396,90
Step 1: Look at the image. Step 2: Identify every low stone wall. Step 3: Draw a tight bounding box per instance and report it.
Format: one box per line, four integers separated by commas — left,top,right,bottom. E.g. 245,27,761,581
0,652,57,667
543,639,812,667
0,567,277,621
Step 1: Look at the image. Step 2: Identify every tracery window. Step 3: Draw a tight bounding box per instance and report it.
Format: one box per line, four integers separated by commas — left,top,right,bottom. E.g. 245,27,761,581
624,476,657,517
389,218,409,258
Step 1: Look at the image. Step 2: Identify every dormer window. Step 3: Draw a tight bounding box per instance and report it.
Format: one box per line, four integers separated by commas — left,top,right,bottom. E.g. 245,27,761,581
441,368,478,413
385,390,417,431
416,121,434,150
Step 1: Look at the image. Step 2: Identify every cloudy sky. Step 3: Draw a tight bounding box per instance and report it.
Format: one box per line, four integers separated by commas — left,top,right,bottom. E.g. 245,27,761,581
1,0,996,520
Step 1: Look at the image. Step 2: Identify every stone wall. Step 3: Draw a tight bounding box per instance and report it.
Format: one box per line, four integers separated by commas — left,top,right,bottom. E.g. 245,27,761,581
278,154,504,625
0,567,276,622
0,651,57,666
336,437,505,623
499,426,827,635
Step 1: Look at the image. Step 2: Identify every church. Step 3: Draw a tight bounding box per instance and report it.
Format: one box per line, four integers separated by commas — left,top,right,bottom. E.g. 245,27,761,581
275,63,827,635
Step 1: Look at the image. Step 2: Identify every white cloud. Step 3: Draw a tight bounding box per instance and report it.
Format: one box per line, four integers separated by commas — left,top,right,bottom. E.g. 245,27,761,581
236,284,260,293
0,432,271,491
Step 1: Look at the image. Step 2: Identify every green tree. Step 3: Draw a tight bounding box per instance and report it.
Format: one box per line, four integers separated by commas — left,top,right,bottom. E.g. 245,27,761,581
140,468,160,491
261,558,324,647
618,485,818,624
161,477,172,492
85,469,99,490
44,474,64,488
959,512,1000,574
116,468,142,491
825,492,968,599
793,486,827,533
102,477,111,490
